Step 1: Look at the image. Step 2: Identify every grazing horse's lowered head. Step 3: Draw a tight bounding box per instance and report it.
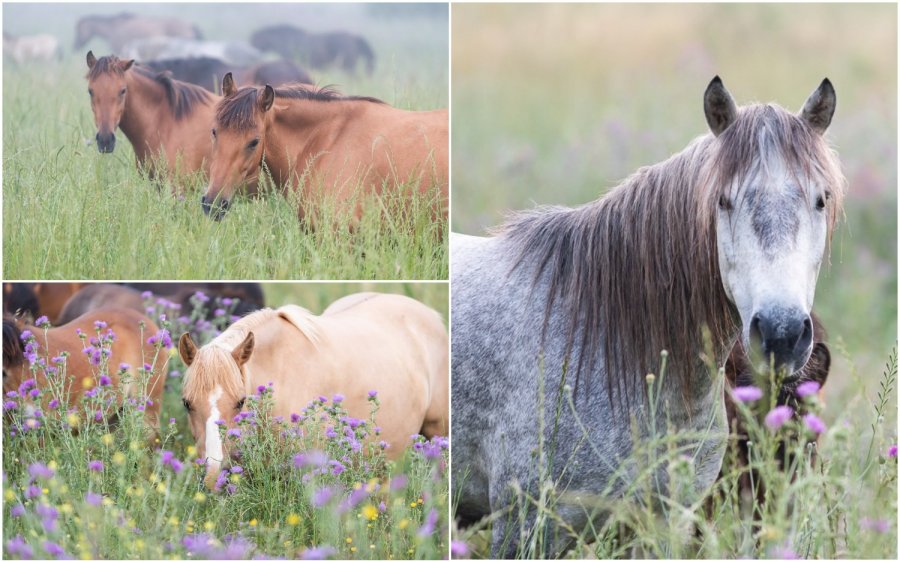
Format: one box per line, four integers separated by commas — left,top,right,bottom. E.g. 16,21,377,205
704,76,841,375
85,50,133,153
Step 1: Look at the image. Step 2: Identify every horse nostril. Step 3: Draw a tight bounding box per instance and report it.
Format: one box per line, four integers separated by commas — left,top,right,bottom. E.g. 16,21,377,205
749,313,762,346
795,316,814,355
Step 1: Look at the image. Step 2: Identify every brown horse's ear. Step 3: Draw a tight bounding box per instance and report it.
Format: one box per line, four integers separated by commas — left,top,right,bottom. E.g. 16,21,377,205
120,59,135,72
799,78,836,135
703,75,737,137
178,332,197,366
222,72,237,97
232,332,254,367
259,85,275,113
86,50,96,69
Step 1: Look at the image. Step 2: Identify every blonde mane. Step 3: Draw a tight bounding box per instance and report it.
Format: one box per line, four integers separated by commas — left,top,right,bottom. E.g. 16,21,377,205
182,307,322,403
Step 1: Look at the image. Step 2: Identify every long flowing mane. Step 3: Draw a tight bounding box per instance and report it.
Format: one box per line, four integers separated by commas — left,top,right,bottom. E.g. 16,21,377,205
87,55,213,120
498,103,845,404
215,83,384,131
181,306,322,403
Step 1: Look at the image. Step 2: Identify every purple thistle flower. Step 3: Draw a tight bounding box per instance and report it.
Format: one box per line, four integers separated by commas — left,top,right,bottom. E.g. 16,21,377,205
450,540,470,557
35,316,50,328
28,462,54,481
5,391,17,398
98,375,112,386
300,546,336,560
118,362,131,372
3,401,17,411
19,329,33,341
732,385,763,402
417,508,439,537
311,486,335,507
5,535,33,559
227,428,242,439
88,460,104,472
887,444,897,458
328,460,345,475
803,413,826,434
27,388,40,399
230,466,244,475
47,399,59,410
294,450,328,469
332,393,344,403
42,541,66,558
141,291,153,299
193,291,210,303
764,405,793,431
367,390,377,399
25,485,41,498
94,320,108,330
85,492,102,506
214,308,226,317
10,504,26,518
35,504,58,521
325,426,338,439
390,474,408,491
290,413,301,423
796,380,821,398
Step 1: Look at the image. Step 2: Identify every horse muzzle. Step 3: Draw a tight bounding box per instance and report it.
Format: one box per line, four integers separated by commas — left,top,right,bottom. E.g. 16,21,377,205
95,132,116,154
749,306,813,375
201,194,230,221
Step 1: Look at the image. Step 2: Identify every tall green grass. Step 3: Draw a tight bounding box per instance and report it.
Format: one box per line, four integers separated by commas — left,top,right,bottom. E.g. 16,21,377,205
3,3,448,280
3,283,450,559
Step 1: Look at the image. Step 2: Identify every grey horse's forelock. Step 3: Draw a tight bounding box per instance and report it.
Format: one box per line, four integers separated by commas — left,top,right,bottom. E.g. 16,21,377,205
497,101,845,407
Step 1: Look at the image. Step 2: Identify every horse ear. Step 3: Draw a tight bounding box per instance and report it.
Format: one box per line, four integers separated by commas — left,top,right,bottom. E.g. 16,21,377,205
703,76,737,137
86,51,96,69
121,59,135,72
178,332,197,367
799,78,836,134
259,85,275,113
232,332,254,367
222,72,237,97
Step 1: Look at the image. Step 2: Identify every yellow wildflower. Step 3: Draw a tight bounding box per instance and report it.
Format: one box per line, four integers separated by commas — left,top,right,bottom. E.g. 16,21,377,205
112,452,126,465
286,513,301,526
361,504,378,520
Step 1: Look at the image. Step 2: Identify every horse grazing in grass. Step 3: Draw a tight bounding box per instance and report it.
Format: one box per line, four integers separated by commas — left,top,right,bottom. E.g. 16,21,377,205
451,77,844,557
74,12,201,53
2,309,167,437
201,73,447,221
144,57,313,93
85,51,218,183
2,283,86,324
178,293,448,488
250,24,375,75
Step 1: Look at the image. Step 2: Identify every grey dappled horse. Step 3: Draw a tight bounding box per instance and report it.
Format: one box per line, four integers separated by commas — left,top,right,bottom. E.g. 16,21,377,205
451,77,844,558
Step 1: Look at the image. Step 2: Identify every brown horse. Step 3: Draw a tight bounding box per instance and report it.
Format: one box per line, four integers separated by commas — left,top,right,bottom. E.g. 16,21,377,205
178,293,449,488
85,51,218,184
57,284,146,325
74,12,201,53
2,308,167,437
201,74,448,221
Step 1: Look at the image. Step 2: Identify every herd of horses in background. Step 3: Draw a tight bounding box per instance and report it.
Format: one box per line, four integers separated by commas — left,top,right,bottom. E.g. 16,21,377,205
6,11,448,224
3,283,449,486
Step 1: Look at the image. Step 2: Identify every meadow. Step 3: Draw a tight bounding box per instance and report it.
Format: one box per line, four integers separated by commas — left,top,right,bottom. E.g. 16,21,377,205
450,3,897,559
2,283,450,559
2,3,449,280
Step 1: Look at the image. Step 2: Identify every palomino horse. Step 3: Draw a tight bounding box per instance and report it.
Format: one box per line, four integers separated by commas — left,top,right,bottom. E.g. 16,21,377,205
2,308,167,436
201,74,448,221
451,77,844,557
178,293,448,488
74,12,201,53
250,24,375,75
85,51,217,182
144,57,313,93
3,32,60,64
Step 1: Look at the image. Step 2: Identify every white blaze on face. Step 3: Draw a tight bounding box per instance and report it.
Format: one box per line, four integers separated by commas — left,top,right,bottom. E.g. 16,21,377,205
205,386,224,473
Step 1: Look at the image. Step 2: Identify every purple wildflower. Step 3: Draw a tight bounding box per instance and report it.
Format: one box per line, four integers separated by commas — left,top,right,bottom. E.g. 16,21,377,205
803,413,826,434
294,450,328,469
10,504,26,518
887,444,897,458
332,393,344,403
42,541,66,558
94,320,108,330
328,460,345,475
35,316,50,328
764,405,793,430
732,385,763,402
98,375,112,386
48,399,59,410
226,428,241,439
230,466,243,475
5,535,33,559
300,546,336,560
3,401,17,411
860,517,891,533
390,474,408,491
25,485,42,498
88,460,104,472
367,390,378,399
28,462,55,481
417,508,439,537
214,308,226,317
85,492,102,506
27,388,40,399
450,540,470,557
796,380,821,398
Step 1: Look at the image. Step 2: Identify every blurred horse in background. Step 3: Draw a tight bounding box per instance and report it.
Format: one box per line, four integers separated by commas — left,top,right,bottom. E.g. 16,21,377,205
144,57,313,93
251,24,374,75
3,32,60,63
74,12,201,53
121,37,262,66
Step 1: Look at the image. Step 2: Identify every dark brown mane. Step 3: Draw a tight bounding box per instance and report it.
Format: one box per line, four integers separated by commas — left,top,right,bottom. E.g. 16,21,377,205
498,102,845,405
88,55,213,120
215,84,383,131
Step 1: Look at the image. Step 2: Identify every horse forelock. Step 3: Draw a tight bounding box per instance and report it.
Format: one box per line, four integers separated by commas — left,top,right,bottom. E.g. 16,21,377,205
182,309,280,404
86,55,126,80
497,101,844,407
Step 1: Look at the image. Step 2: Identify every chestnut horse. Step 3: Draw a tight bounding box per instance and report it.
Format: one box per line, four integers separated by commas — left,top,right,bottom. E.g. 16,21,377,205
85,51,218,184
201,74,447,221
178,293,449,488
2,308,167,437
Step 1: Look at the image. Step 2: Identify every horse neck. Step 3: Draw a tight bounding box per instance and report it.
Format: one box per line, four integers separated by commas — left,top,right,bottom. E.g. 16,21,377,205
119,72,169,160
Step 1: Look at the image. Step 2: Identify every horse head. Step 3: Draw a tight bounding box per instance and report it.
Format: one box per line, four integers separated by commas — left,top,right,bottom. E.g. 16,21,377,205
705,77,842,375
85,51,134,153
202,73,273,220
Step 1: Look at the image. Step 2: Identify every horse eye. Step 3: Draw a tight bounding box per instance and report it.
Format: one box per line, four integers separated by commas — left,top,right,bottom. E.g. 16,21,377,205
88,89,94,97
246,138,260,150
718,194,733,211
182,398,192,412
235,397,246,410
211,128,217,138
119,87,126,96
